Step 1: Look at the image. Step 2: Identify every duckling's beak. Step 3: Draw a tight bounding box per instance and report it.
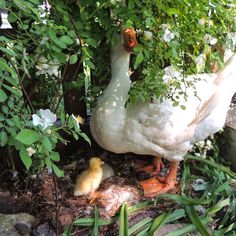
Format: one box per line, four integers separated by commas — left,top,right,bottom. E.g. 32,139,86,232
123,28,138,52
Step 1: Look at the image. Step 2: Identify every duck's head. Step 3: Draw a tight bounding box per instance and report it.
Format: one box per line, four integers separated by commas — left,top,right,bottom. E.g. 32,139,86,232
89,157,104,169
123,28,138,52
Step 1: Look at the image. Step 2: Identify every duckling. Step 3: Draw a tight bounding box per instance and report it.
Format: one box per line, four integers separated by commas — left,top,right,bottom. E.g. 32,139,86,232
101,163,114,181
74,157,104,197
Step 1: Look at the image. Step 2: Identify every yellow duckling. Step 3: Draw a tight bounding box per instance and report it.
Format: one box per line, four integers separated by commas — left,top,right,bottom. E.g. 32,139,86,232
74,157,104,197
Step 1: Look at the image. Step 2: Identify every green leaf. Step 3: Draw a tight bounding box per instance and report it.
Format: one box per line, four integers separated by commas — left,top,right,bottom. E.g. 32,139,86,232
43,136,52,151
60,35,74,45
69,54,78,64
119,204,128,236
0,89,7,102
185,205,211,236
135,51,144,68
166,8,180,15
2,84,22,97
128,217,153,235
160,194,211,205
186,155,236,179
45,156,52,169
0,58,15,75
78,132,91,145
52,163,64,177
0,47,17,57
0,131,8,146
49,29,67,49
149,211,170,234
49,152,60,162
92,205,99,236
208,198,230,215
15,129,40,145
0,0,6,8
19,147,32,170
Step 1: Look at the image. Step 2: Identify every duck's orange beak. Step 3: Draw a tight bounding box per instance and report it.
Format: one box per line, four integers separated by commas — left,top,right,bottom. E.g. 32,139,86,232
123,28,138,52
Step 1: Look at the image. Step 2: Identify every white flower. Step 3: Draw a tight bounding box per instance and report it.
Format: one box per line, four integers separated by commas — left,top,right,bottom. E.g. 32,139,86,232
27,147,36,156
204,34,217,45
75,38,81,45
32,109,57,130
0,9,12,29
40,37,49,45
38,1,51,24
36,57,59,77
47,129,52,135
198,18,206,26
161,24,168,30
210,37,217,45
143,31,153,40
72,114,84,129
163,29,175,43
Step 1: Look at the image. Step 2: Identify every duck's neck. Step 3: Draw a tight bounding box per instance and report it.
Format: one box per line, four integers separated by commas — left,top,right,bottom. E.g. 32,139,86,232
102,45,131,105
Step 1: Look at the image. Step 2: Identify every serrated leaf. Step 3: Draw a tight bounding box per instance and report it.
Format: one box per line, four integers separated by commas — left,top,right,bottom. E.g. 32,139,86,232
15,129,40,145
52,163,64,177
0,131,8,146
0,89,7,102
19,147,32,170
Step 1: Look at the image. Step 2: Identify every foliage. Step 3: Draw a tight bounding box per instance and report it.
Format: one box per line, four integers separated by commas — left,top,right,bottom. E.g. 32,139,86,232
0,0,91,176
63,149,236,235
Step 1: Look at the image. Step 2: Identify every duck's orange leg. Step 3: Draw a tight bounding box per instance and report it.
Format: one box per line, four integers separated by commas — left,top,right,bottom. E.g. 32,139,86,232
139,161,179,197
89,191,102,204
135,156,165,175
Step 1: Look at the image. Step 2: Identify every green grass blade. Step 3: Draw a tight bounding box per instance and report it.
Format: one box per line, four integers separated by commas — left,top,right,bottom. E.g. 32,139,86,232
208,198,230,215
128,217,153,235
186,155,236,179
136,223,152,236
73,217,116,226
127,201,153,213
181,163,191,194
166,209,186,223
164,217,211,236
185,205,211,236
119,203,128,236
92,205,99,236
160,193,211,205
149,211,170,234
62,224,73,236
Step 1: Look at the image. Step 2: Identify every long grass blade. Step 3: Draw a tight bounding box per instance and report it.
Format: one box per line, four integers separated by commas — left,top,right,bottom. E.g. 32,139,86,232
164,217,211,236
92,205,99,236
119,203,128,236
160,193,211,205
186,155,236,179
185,205,211,236
128,217,153,235
149,211,170,235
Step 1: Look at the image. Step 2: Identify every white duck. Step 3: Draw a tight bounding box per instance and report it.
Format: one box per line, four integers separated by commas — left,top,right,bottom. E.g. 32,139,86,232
90,28,236,197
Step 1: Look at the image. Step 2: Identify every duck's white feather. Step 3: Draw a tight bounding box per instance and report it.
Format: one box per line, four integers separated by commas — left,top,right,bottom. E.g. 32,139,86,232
90,43,236,162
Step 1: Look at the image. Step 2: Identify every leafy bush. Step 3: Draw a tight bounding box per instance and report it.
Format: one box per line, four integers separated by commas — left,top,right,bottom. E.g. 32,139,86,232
0,0,235,176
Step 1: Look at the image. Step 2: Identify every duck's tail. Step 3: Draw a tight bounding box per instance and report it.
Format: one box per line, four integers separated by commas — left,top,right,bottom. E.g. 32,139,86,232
187,54,236,127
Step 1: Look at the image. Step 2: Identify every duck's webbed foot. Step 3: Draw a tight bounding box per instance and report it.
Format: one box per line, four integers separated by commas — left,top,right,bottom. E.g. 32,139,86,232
139,161,179,197
135,156,164,175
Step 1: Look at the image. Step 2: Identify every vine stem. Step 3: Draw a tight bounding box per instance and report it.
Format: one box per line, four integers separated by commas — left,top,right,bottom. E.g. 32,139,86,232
52,172,59,236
